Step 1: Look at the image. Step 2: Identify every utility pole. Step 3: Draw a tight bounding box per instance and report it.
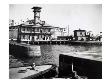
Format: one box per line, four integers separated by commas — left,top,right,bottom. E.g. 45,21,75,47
68,25,69,36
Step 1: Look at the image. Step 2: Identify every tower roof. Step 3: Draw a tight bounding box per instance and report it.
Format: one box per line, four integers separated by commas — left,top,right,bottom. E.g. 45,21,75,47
32,6,42,10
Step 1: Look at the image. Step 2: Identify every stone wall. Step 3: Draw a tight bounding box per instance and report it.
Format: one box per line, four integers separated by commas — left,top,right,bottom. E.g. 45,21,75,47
9,43,41,58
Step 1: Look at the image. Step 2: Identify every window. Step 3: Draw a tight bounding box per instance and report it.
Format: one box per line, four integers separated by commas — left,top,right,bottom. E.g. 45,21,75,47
23,35,25,39
29,22,32,24
37,28,39,32
27,28,29,31
22,28,25,31
29,35,30,40
48,29,50,32
80,32,82,35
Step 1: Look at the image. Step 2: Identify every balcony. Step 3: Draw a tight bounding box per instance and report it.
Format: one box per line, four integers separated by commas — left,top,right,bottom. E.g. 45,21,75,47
20,30,52,35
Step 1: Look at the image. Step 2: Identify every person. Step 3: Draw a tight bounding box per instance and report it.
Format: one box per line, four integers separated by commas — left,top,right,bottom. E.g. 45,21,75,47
31,63,36,70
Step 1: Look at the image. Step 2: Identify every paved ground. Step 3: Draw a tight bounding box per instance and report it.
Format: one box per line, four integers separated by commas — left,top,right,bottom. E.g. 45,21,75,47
9,65,52,79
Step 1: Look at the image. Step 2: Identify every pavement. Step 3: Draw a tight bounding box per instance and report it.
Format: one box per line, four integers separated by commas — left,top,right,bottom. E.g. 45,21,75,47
9,65,52,79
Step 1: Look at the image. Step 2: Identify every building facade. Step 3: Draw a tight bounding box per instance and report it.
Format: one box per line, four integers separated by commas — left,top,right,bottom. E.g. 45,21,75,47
17,22,53,42
57,36,73,40
17,6,54,42
74,29,87,41
51,27,66,40
9,25,18,40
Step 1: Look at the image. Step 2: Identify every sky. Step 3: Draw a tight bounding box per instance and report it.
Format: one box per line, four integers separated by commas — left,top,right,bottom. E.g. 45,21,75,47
9,4,102,35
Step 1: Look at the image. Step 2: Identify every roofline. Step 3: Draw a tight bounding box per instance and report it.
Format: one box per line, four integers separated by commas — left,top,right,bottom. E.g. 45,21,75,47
20,25,54,28
74,30,86,31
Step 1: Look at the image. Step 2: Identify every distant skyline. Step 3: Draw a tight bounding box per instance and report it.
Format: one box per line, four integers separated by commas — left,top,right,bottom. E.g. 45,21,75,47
9,4,102,35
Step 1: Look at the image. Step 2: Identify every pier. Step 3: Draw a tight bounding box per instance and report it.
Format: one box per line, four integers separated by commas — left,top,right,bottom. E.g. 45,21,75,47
17,40,102,45
9,40,102,59
9,64,56,79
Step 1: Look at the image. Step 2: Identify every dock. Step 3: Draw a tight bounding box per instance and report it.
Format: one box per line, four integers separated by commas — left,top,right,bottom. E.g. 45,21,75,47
9,40,102,58
9,64,56,79
14,40,102,45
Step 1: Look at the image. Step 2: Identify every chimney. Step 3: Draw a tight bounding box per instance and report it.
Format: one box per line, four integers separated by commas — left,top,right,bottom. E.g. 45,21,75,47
32,6,42,25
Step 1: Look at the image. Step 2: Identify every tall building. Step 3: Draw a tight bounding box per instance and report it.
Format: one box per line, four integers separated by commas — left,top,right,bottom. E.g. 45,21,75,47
17,6,54,42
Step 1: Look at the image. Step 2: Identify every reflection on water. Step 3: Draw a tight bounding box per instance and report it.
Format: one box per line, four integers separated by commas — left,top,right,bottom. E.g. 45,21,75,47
24,44,102,66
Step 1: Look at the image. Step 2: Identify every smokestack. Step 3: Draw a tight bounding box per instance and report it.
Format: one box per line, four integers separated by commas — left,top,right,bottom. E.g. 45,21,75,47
32,6,42,25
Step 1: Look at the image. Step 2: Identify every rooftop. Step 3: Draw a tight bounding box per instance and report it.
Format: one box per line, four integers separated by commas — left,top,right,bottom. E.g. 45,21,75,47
21,19,54,28
74,29,86,32
32,6,42,10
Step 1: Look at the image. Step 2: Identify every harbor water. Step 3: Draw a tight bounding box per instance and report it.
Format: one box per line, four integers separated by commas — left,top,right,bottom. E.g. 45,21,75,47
22,44,102,66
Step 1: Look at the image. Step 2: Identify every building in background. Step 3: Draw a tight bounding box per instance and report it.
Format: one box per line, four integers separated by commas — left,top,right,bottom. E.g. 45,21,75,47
51,27,66,40
9,6,101,42
73,29,100,41
57,36,73,40
17,21,53,42
16,6,54,42
9,6,70,42
9,25,18,40
9,19,19,40
74,29,87,41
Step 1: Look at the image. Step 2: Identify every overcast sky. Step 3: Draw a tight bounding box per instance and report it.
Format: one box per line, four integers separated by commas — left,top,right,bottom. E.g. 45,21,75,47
9,4,102,35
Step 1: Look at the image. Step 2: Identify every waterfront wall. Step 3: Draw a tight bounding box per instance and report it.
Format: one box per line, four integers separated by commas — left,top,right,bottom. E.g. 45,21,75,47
21,40,102,46
59,54,102,79
9,43,41,58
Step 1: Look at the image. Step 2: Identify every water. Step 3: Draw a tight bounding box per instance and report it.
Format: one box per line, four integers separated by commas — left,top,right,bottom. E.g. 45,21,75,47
24,44,102,66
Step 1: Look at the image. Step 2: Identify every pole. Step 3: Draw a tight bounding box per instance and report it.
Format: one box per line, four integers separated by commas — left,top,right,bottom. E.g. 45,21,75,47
68,25,69,36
